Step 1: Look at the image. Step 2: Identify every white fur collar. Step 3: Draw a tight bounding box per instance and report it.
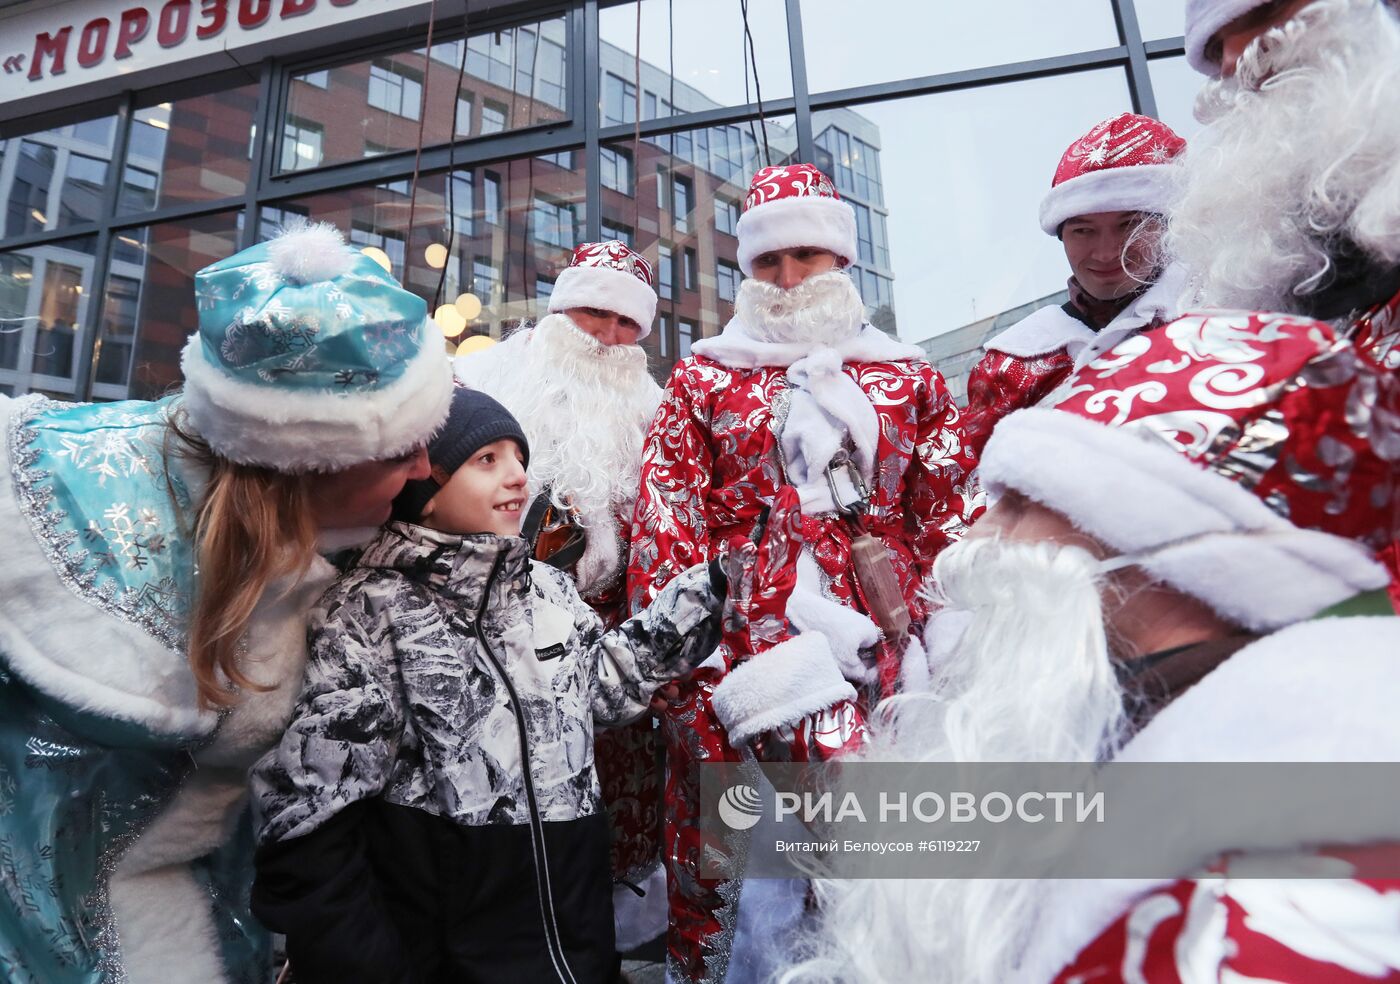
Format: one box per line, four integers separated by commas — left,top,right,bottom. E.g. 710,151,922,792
691,316,924,369
983,304,1094,359
985,265,1186,361
1013,615,1400,984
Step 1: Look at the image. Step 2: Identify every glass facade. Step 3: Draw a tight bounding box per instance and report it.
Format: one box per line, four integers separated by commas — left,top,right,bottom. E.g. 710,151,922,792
0,0,1192,400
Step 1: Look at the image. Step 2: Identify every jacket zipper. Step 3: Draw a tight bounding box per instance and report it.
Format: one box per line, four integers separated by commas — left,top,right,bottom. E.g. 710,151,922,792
470,551,580,984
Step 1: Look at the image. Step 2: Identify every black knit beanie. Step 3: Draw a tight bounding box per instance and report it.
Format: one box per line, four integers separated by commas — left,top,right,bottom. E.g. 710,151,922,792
390,386,529,523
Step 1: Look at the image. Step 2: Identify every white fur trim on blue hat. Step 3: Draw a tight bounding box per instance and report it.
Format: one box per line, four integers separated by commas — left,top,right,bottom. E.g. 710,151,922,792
1185,0,1268,74
547,264,657,338
979,407,1389,631
179,322,453,472
735,194,858,276
1039,163,1178,235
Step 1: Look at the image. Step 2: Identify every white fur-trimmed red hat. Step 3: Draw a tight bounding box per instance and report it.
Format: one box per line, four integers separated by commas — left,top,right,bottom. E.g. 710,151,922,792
735,163,858,276
547,240,657,338
1038,113,1186,235
979,311,1396,631
1185,0,1271,74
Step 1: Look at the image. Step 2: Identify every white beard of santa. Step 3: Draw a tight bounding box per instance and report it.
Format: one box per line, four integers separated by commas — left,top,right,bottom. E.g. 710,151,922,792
734,268,867,347
781,536,1131,984
457,313,662,596
1165,0,1400,314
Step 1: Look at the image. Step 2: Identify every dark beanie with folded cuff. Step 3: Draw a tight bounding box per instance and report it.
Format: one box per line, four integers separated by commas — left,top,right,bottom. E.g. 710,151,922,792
391,385,530,523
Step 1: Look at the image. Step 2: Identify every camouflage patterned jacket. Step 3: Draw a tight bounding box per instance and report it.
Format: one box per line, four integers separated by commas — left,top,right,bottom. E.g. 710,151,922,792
250,522,723,983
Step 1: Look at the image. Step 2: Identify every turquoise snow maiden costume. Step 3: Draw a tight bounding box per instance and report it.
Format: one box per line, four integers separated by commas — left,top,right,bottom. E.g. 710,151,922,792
0,223,451,983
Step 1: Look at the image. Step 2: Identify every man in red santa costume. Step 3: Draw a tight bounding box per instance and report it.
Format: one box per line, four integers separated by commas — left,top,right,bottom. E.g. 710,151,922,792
962,112,1188,457
1168,0,1400,598
627,163,980,981
783,303,1400,982
454,240,670,954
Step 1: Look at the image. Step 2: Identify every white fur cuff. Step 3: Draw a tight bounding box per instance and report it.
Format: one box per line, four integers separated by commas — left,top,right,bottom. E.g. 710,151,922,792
1038,164,1177,235
980,408,1389,631
712,633,857,748
547,264,656,337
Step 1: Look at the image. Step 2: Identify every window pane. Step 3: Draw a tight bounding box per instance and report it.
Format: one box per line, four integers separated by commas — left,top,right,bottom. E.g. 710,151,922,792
1,114,120,237
265,152,584,345
282,16,568,173
0,236,98,398
601,115,793,377
1134,0,1186,40
800,0,1119,93
811,68,1133,389
91,213,242,401
1147,55,1203,138
120,86,257,213
599,0,792,123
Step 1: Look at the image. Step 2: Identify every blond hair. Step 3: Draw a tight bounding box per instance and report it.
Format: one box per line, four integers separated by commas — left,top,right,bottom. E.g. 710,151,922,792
166,411,319,709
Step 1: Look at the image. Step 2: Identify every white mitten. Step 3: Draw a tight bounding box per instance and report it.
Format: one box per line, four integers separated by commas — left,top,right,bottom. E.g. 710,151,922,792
786,587,881,685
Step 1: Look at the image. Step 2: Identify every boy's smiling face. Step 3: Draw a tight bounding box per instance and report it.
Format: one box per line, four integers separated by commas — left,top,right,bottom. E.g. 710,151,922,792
419,438,529,537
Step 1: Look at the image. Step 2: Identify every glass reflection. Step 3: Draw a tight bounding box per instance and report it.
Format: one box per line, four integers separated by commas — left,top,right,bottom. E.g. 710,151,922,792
598,0,792,123
1,117,122,238
0,236,98,397
799,0,1118,93
263,150,584,347
602,115,795,379
119,87,258,212
91,212,242,401
281,17,568,173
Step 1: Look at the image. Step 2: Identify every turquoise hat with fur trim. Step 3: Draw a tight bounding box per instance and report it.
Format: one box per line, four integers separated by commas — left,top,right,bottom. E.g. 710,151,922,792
181,222,452,472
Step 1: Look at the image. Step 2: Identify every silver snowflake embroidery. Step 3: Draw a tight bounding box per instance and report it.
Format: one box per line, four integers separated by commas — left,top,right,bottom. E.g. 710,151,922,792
85,502,166,572
1146,142,1172,163
1085,136,1110,166
49,430,154,488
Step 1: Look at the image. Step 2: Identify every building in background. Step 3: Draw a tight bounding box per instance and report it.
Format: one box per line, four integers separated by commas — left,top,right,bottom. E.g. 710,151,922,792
0,0,1193,401
919,289,1070,403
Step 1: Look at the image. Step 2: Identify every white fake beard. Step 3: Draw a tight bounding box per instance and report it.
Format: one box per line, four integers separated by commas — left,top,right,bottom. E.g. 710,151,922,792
491,314,661,553
1165,0,1400,312
781,538,1129,984
735,269,867,347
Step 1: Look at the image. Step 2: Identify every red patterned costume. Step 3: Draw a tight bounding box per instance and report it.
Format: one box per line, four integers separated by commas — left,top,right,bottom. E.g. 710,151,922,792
627,164,981,981
963,113,1187,457
976,309,1400,984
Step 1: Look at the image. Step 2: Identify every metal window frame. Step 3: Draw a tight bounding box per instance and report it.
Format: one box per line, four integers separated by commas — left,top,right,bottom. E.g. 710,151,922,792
1,0,1184,400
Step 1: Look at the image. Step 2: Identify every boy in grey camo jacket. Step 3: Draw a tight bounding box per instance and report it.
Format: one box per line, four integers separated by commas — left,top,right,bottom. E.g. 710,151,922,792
250,389,727,984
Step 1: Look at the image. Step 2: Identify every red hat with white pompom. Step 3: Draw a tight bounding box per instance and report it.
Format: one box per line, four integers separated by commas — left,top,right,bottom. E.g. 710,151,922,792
547,240,657,339
735,163,858,276
1039,113,1186,236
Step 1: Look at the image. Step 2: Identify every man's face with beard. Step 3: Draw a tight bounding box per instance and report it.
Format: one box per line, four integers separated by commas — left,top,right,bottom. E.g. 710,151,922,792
564,305,644,347
749,246,841,290
1164,0,1400,312
1208,0,1318,76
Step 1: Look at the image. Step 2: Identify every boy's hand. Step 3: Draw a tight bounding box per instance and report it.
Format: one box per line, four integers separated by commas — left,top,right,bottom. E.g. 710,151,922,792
649,681,681,712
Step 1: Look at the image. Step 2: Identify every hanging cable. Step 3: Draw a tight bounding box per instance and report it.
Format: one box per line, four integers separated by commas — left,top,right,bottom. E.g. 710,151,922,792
632,0,643,236
433,2,471,313
738,0,770,166
406,0,440,248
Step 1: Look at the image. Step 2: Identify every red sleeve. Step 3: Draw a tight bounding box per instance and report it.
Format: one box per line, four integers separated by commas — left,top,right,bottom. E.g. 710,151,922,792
1056,871,1400,983
905,362,984,583
627,360,715,613
960,349,1073,459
